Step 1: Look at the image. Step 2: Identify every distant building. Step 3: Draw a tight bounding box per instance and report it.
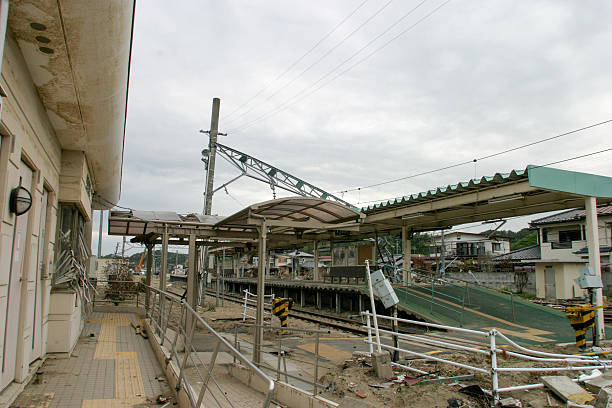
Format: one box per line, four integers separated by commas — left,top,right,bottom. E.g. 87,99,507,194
429,231,510,259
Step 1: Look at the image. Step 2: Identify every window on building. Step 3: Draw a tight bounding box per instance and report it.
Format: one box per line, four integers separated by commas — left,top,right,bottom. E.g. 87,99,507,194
54,204,90,287
542,228,549,243
559,227,581,243
492,242,501,252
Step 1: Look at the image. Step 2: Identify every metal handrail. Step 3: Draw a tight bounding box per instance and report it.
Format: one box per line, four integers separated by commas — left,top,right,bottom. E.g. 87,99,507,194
145,285,275,408
361,310,611,406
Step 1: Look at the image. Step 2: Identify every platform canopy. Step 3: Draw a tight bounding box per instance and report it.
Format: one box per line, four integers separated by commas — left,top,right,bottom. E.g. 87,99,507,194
357,165,612,237
108,197,364,248
108,166,612,247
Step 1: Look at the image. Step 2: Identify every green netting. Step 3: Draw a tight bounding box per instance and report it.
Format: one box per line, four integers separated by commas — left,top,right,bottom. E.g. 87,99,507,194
394,283,611,345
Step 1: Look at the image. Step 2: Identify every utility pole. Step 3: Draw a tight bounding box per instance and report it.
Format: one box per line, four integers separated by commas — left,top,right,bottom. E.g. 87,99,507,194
200,97,221,306
203,98,221,215
122,236,126,258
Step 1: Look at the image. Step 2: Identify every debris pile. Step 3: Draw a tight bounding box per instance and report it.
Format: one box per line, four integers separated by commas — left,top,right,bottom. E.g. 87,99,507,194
320,349,612,408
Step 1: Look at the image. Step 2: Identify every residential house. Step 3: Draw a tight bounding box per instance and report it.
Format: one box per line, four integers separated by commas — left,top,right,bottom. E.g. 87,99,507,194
429,231,511,260
529,206,612,299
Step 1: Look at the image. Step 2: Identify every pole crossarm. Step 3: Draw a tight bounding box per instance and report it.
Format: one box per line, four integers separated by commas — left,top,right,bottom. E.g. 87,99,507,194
215,142,356,209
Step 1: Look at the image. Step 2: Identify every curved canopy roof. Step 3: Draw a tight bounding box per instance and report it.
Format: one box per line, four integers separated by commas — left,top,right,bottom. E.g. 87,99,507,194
216,197,363,230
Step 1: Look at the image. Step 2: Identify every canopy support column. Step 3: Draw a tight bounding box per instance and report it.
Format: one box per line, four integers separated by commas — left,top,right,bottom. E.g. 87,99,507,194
402,226,412,284
145,243,153,313
585,197,604,344
159,227,169,331
313,240,319,281
187,234,198,331
254,222,267,365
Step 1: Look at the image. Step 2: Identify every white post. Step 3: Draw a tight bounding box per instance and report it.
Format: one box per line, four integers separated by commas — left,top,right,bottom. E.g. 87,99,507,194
366,311,374,354
489,330,499,405
585,197,605,343
365,260,382,353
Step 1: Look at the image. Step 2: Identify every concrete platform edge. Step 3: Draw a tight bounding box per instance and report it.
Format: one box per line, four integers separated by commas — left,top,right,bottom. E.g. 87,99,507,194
142,317,191,408
228,363,339,408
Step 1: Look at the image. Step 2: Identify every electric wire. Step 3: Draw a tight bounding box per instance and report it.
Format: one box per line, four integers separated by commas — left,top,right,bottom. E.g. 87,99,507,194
338,118,612,194
225,0,394,127
93,193,135,211
228,0,447,133
355,147,612,206
223,0,370,123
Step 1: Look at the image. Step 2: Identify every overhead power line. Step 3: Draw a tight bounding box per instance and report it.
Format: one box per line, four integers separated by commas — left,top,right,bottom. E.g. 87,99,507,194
356,147,612,205
339,118,612,194
229,0,447,133
226,0,393,127
223,0,371,123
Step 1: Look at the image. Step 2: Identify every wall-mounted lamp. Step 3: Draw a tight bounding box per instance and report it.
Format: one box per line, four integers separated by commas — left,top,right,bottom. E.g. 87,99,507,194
9,186,32,216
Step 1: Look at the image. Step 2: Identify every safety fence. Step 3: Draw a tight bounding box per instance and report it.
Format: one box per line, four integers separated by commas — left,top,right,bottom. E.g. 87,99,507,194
242,289,275,322
147,285,275,408
362,310,610,404
394,267,519,327
232,323,331,396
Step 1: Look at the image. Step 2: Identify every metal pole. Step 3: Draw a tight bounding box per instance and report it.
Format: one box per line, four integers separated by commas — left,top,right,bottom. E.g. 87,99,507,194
254,223,267,364
440,229,446,273
366,311,374,354
121,236,126,258
187,234,197,331
159,227,169,332
222,248,226,307
313,240,319,281
203,98,221,215
392,305,399,362
215,256,220,307
585,196,604,344
97,210,103,257
145,244,152,313
365,260,382,353
490,330,500,405
314,329,320,395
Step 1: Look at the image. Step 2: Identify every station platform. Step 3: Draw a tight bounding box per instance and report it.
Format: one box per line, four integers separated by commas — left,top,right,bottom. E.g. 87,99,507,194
13,312,172,408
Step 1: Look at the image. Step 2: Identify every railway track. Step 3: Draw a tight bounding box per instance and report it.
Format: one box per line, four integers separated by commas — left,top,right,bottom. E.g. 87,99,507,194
204,289,420,336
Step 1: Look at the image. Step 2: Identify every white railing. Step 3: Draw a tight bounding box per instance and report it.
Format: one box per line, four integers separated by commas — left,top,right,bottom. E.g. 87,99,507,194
242,289,275,322
147,286,275,408
362,311,610,405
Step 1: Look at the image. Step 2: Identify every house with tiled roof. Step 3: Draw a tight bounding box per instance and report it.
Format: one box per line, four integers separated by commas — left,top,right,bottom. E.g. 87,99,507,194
528,206,612,299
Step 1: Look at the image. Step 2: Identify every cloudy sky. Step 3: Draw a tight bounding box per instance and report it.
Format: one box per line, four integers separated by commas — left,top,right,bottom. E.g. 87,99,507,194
93,0,612,256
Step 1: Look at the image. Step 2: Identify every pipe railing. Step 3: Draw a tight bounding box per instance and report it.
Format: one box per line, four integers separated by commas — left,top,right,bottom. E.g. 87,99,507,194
242,290,275,322
146,286,275,408
92,279,274,408
362,311,611,406
233,323,331,396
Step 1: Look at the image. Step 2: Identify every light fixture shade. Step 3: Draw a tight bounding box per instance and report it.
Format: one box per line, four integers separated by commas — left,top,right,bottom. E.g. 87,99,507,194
9,186,32,216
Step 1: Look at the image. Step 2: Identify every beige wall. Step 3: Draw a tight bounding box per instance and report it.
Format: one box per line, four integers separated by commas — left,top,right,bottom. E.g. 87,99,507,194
0,31,61,387
0,29,94,389
535,262,587,299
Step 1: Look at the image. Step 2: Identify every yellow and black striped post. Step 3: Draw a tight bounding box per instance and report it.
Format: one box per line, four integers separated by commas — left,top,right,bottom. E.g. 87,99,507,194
273,297,293,333
565,304,598,349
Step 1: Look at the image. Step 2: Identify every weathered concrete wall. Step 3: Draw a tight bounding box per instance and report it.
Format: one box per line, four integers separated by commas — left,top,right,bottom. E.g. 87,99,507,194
59,150,93,221
444,271,536,295
0,30,60,389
